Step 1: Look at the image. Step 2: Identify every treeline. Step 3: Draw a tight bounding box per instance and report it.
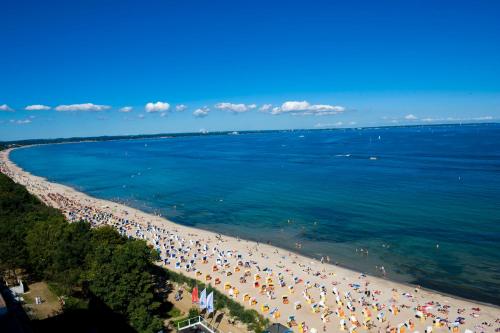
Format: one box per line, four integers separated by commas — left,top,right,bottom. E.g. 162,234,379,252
0,129,272,148
0,173,164,332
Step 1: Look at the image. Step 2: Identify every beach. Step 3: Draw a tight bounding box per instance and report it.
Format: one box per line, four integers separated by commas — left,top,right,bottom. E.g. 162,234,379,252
1,147,499,333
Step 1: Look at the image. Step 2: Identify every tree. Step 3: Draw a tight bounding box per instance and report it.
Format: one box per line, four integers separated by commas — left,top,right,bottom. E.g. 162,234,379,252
87,239,162,332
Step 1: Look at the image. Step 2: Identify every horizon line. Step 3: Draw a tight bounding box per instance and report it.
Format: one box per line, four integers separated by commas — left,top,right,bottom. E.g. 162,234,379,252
2,121,498,145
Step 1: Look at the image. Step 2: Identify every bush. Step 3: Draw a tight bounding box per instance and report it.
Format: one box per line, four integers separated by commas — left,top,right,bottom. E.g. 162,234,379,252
188,307,200,318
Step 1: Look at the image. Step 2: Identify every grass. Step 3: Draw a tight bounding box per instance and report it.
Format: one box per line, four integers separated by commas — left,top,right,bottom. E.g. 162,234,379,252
23,281,62,319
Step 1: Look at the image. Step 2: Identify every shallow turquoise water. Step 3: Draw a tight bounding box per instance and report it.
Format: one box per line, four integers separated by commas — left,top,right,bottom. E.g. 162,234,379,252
11,124,500,304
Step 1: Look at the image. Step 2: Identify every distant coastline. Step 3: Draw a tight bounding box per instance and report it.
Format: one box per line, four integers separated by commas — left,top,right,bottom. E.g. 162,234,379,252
2,122,498,149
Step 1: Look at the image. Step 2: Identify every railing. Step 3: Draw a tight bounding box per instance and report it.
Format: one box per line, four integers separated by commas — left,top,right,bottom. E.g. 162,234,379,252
176,315,223,333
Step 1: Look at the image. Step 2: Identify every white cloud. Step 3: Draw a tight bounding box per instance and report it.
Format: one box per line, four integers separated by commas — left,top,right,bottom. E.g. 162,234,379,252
14,119,32,124
307,104,345,112
145,101,170,113
0,104,14,112
138,114,145,119
160,112,167,117
119,106,133,113
55,103,111,112
175,104,187,112
280,101,311,112
473,116,493,121
259,104,273,112
421,116,494,123
421,117,435,122
270,101,346,116
214,102,255,113
193,106,210,118
25,104,50,111
314,121,344,128
405,114,418,120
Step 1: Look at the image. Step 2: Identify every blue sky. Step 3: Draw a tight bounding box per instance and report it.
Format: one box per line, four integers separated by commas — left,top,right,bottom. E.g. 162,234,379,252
1,0,499,140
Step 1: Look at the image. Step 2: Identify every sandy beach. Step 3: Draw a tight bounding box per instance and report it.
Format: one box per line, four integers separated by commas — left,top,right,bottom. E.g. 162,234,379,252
1,147,499,333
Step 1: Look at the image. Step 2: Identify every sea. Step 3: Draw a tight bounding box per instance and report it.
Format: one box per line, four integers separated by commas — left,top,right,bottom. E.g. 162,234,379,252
10,123,500,305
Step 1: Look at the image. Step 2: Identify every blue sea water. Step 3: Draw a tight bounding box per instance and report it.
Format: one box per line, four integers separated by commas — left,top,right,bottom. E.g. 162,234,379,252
10,124,500,305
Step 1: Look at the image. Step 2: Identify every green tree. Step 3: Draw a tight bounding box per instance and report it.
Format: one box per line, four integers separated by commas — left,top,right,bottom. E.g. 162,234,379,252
87,239,162,332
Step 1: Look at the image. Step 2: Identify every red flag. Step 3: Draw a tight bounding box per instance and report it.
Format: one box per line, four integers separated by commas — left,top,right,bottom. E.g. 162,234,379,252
192,286,199,303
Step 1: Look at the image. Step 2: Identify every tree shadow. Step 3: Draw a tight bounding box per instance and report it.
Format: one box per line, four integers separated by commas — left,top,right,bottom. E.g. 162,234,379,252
31,292,136,333
214,313,224,327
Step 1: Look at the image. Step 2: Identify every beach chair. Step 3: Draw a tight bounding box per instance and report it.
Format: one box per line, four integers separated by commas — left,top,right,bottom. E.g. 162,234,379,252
340,319,347,331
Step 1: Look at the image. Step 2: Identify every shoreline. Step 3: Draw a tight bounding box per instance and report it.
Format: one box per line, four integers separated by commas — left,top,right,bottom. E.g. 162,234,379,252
2,147,499,332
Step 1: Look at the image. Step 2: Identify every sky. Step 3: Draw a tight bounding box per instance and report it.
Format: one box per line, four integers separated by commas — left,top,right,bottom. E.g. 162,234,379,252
1,0,499,141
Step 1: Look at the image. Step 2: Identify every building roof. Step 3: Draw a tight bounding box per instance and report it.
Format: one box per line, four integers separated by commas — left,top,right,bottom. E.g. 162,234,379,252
264,323,293,333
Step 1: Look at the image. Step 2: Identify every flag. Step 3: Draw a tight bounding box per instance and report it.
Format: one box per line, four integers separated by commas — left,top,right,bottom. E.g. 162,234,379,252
206,292,214,314
192,286,199,303
199,288,207,309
